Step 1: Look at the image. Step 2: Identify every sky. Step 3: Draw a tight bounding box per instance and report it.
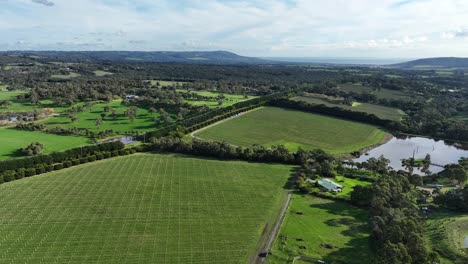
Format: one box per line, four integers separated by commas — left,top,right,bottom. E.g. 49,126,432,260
1,0,468,58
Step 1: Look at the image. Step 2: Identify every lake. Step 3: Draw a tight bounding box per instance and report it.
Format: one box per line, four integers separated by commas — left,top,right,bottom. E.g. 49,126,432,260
353,136,468,175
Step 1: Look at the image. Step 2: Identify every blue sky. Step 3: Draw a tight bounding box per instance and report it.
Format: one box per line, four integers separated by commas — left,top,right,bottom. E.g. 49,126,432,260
1,0,468,58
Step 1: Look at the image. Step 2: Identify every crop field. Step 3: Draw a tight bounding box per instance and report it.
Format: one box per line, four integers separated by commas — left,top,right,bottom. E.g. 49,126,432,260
179,90,255,108
0,127,90,160
338,83,411,100
426,211,468,263
268,195,373,263
42,100,160,133
0,154,292,263
194,107,385,154
292,95,404,121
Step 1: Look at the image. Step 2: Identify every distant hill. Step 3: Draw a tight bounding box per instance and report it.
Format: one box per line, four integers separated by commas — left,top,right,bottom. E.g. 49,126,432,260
394,57,468,69
0,50,270,64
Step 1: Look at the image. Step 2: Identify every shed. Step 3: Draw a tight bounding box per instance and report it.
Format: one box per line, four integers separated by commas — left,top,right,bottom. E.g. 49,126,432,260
317,178,343,192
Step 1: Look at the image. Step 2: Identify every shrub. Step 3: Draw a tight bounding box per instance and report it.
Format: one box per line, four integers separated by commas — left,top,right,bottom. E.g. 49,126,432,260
72,159,80,166
88,155,96,162
25,168,36,177
63,160,72,168
3,171,16,182
54,163,63,170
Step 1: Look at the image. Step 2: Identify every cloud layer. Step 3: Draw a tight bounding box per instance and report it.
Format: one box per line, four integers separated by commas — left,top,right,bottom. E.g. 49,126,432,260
1,0,468,58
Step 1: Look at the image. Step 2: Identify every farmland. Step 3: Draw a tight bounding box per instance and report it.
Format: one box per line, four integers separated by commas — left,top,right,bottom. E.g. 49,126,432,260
338,83,411,100
50,72,81,79
179,90,256,108
0,153,292,263
41,100,159,133
426,211,468,263
268,195,373,263
0,127,90,160
194,107,386,154
292,95,405,121
0,91,67,113
93,70,113,76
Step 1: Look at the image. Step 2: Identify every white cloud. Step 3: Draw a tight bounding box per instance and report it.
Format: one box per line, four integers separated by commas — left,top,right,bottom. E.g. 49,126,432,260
1,0,468,57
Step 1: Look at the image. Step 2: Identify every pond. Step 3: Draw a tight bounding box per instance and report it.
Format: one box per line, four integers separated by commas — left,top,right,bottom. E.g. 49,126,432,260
353,136,468,175
103,136,137,145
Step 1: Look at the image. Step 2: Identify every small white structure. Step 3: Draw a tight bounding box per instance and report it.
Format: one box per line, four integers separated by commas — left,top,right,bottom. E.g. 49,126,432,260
317,178,343,193
125,95,140,100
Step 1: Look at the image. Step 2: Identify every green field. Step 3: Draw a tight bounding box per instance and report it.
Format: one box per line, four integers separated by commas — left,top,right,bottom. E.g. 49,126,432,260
0,91,75,114
0,154,292,263
326,176,372,199
94,70,113,76
426,211,468,263
41,100,159,133
269,195,373,263
50,72,81,79
0,127,90,160
292,95,404,121
149,80,187,87
338,83,411,100
194,107,386,154
179,90,255,108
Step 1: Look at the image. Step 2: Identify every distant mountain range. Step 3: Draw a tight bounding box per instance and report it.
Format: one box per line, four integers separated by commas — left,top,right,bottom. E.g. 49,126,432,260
393,57,468,69
1,50,270,64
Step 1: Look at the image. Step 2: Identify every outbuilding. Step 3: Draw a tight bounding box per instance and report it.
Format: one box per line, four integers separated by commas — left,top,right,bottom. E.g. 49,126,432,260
317,178,343,193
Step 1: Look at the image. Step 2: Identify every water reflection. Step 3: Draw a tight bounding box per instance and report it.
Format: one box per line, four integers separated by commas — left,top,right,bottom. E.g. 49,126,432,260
353,136,468,175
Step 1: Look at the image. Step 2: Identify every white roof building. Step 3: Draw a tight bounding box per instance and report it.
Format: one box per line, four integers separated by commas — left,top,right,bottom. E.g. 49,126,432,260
317,178,343,192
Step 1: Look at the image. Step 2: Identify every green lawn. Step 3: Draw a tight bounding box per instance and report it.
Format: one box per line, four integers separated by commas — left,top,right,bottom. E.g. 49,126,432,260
292,95,404,121
0,127,90,160
338,83,411,101
426,210,468,263
333,176,372,198
0,153,292,263
194,107,386,154
179,90,256,108
41,100,160,133
269,195,373,263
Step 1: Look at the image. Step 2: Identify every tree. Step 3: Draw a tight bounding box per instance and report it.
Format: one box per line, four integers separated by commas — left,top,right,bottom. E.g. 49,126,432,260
95,118,103,128
0,100,12,108
111,108,118,120
148,107,157,116
21,142,44,156
125,106,137,122
69,114,78,122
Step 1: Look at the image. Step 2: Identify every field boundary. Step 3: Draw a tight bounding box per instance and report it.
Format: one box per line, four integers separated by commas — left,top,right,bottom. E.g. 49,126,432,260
252,171,298,264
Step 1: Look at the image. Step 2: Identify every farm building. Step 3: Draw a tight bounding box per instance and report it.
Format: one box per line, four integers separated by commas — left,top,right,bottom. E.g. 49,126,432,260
317,179,343,193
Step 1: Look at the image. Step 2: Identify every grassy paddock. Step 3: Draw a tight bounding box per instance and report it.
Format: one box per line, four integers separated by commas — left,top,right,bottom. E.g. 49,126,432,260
194,107,385,154
0,127,90,160
41,100,160,133
93,70,113,76
268,195,373,263
426,210,468,263
0,91,70,113
338,83,411,100
178,90,255,108
292,95,404,121
0,153,292,263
